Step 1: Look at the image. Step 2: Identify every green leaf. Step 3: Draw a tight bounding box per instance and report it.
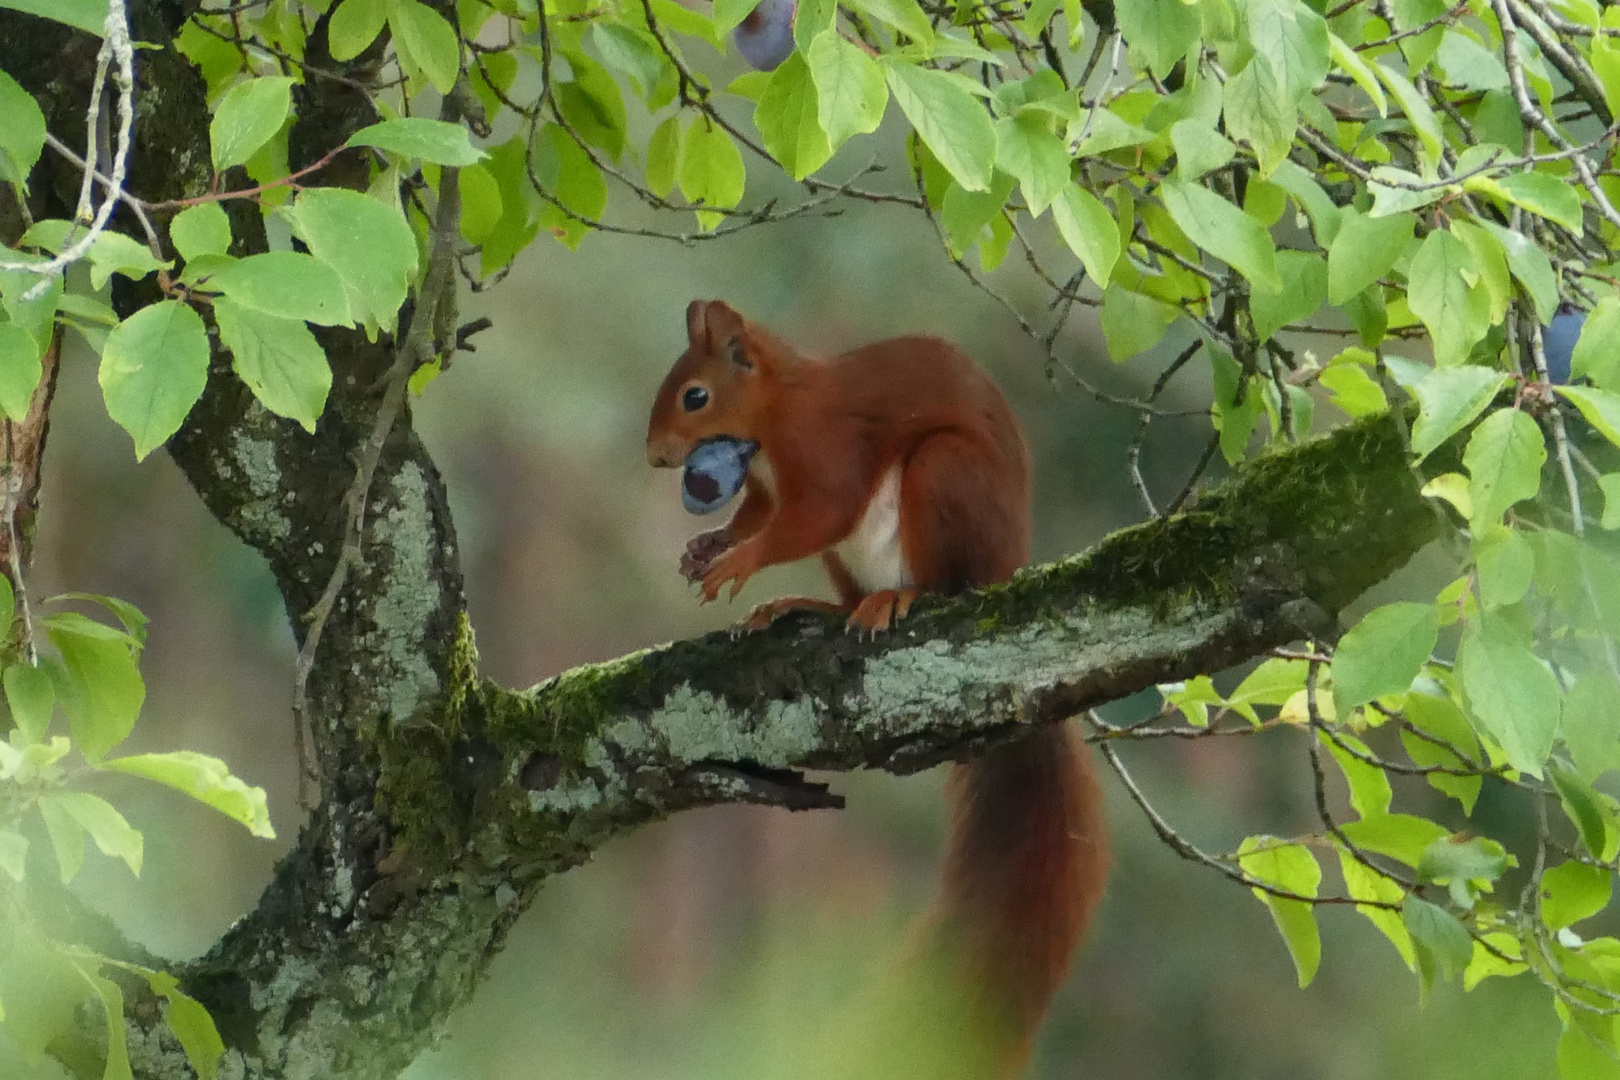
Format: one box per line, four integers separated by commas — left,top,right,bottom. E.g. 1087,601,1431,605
885,60,996,193
1477,220,1560,326
1572,297,1620,387
0,321,42,422
0,828,25,881
1330,601,1438,715
51,592,148,645
1243,0,1329,103
1320,361,1388,418
808,31,888,151
0,0,105,35
1339,812,1453,867
848,0,934,45
213,296,331,432
169,203,233,262
390,0,461,94
591,23,668,99
5,661,54,743
1409,365,1509,461
1251,250,1325,341
1418,834,1509,888
794,0,836,50
1237,836,1322,987
24,220,167,290
555,50,628,162
1474,526,1534,609
1552,765,1614,859
348,118,485,166
1407,229,1491,367
1483,170,1584,233
1541,861,1613,932
1116,0,1201,78
210,76,293,173
1210,347,1262,463
532,123,608,248
40,791,142,876
87,974,133,1080
458,163,503,244
98,300,210,461
1329,31,1387,115
205,251,351,326
281,188,419,334
329,0,389,60
1158,178,1280,292
645,115,682,200
1403,691,1483,813
678,117,746,231
941,174,1015,259
1558,384,1620,450
1321,731,1393,818
1169,119,1235,181
0,256,61,348
1435,28,1508,90
1456,611,1561,776
1463,407,1546,530
995,115,1068,216
1100,283,1176,361
1269,159,1342,246
755,52,832,180
713,0,758,35
0,69,46,189
1163,674,1223,727
1337,848,1414,968
1227,657,1308,721
1326,208,1414,305
1222,56,1295,177
1052,185,1121,288
45,611,143,761
144,972,225,1080
1374,59,1442,165
1560,1025,1620,1080
0,936,89,1058
102,751,275,838
1402,896,1472,992
38,788,84,881
1563,670,1620,781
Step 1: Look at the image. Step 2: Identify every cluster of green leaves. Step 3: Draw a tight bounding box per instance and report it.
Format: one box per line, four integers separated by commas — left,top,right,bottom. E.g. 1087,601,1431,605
0,581,274,1079
2,65,483,455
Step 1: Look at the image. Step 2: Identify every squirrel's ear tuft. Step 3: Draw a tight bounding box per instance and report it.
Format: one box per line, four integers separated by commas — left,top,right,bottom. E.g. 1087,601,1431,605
685,300,709,348
703,301,746,347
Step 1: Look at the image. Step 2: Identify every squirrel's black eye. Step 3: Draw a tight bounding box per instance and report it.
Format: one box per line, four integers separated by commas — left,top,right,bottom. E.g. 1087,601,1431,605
682,386,710,412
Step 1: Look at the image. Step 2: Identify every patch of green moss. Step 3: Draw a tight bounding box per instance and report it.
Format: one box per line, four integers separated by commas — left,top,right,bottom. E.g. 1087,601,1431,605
489,648,658,765
959,412,1433,628
373,615,483,872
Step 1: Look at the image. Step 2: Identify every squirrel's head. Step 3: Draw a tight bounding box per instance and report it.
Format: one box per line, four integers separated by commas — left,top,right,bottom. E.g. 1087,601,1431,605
646,300,779,468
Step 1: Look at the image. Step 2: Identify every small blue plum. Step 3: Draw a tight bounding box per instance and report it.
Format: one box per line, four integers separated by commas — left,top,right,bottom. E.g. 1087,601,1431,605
682,437,758,514
733,0,796,71
1543,302,1583,385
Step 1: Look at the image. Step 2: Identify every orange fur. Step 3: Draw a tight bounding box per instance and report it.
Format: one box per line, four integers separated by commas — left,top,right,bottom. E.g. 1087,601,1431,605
647,300,1111,1075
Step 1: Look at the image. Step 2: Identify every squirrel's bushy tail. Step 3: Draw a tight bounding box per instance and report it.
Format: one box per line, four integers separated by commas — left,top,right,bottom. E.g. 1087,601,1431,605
933,722,1111,1076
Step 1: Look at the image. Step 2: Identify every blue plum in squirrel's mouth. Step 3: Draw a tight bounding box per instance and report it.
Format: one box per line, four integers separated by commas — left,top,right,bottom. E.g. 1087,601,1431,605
682,437,757,514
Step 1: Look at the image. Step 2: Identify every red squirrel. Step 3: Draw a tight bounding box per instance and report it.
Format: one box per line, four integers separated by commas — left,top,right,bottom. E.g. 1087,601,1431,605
646,300,1111,1076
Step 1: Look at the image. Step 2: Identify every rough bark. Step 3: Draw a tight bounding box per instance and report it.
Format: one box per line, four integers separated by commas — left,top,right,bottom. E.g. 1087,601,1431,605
0,10,1452,1079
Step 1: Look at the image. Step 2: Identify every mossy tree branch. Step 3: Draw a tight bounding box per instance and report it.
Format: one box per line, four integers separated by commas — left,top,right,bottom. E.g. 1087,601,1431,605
0,8,1452,1078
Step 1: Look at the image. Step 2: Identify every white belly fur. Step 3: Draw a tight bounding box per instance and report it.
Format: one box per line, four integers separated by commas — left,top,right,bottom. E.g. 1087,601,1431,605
834,466,909,593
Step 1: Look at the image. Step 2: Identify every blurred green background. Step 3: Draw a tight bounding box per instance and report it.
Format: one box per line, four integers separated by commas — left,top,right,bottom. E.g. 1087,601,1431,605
34,160,1561,1078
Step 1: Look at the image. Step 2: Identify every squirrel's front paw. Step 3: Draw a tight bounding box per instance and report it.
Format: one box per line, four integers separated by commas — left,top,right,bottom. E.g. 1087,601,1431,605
680,529,734,583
